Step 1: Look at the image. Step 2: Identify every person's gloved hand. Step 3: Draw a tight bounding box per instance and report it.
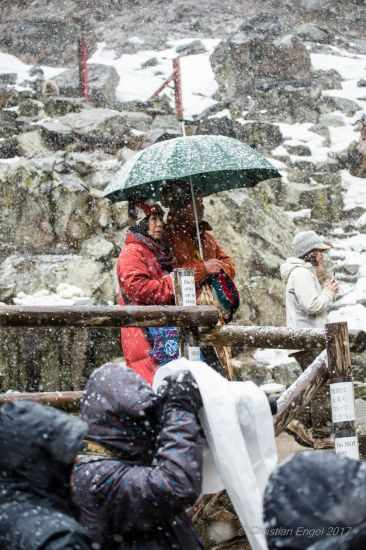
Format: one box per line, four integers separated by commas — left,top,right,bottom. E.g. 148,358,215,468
160,371,203,415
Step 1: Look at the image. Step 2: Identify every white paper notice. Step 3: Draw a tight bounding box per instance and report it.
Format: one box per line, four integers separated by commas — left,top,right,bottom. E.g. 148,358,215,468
181,275,196,306
335,436,359,459
330,382,356,423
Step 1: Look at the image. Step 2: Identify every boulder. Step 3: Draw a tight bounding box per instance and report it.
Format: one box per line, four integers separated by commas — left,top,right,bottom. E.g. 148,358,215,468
0,138,18,158
44,97,85,117
0,159,129,254
286,144,312,156
151,114,181,133
0,254,113,302
0,86,17,109
16,130,49,157
39,119,74,149
322,96,361,116
358,79,366,88
113,96,174,116
118,110,152,133
0,18,89,66
18,98,44,118
0,121,19,139
0,73,17,85
53,64,120,106
318,112,346,127
298,183,344,222
312,69,343,90
39,108,135,151
81,235,115,260
255,85,322,124
197,115,236,138
235,122,283,150
204,190,294,326
175,39,207,55
140,57,159,69
293,23,334,43
211,14,312,101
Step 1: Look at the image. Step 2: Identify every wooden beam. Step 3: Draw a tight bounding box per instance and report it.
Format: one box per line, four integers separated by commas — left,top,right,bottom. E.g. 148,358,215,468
201,325,366,352
201,325,325,350
0,391,83,411
274,350,328,436
0,305,219,328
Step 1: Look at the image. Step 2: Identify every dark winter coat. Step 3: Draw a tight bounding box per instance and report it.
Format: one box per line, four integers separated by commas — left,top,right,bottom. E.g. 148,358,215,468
264,451,366,550
0,400,91,550
72,362,204,550
117,229,175,384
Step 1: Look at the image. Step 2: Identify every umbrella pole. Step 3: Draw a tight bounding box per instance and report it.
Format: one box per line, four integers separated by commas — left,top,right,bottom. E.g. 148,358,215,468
189,179,204,260
180,122,204,260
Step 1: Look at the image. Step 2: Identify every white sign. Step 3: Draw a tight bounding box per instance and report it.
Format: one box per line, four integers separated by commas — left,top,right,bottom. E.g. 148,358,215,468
330,382,356,423
181,275,196,306
188,346,201,361
335,436,359,459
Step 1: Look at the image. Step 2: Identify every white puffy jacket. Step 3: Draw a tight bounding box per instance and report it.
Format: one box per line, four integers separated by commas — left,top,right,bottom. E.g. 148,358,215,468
280,257,335,329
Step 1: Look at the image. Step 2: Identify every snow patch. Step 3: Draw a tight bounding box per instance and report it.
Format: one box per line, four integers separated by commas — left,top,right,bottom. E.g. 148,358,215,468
13,284,93,306
89,40,219,119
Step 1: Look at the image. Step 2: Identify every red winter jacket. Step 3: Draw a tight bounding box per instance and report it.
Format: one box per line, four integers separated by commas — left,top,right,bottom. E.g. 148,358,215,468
117,232,174,384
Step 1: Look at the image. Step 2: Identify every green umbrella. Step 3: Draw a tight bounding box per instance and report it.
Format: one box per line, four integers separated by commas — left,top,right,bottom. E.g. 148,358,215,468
103,134,280,203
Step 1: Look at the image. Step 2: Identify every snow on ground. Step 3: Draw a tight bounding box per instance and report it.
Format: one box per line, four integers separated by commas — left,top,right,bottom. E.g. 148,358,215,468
329,304,366,331
13,284,93,306
89,39,220,119
270,49,366,170
0,51,63,86
341,170,366,211
311,47,366,82
274,122,329,161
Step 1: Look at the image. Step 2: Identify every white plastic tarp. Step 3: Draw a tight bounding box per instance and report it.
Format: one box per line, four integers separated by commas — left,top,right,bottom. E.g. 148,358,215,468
153,358,278,550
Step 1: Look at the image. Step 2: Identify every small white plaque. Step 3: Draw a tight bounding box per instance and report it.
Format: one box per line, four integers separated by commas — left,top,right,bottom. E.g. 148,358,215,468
335,436,359,459
330,381,356,423
180,275,196,306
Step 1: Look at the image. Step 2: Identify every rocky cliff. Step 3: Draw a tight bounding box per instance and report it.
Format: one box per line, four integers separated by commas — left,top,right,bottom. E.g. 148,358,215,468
0,2,365,402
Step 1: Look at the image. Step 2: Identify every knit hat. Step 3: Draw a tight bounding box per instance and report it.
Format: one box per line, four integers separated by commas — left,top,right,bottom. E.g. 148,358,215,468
128,200,165,223
292,230,331,258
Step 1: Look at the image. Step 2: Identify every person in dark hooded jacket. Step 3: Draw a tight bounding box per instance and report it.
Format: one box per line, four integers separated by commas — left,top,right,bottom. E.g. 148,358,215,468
72,362,204,549
0,400,91,550
264,451,366,550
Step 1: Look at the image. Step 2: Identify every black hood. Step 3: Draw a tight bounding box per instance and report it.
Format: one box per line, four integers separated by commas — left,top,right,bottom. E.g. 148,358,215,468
0,400,87,494
81,362,162,464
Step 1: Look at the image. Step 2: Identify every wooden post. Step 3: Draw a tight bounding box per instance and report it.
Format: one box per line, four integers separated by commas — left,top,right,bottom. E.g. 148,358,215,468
326,322,359,459
274,351,328,435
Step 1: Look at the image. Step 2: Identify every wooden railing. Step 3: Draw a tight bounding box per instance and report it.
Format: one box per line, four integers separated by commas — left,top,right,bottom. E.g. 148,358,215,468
0,305,364,455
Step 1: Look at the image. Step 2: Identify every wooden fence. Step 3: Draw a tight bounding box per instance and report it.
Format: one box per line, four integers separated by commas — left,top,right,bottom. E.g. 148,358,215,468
0,305,364,455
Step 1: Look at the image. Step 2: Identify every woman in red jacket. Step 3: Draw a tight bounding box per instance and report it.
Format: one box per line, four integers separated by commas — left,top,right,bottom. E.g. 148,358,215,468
117,204,178,384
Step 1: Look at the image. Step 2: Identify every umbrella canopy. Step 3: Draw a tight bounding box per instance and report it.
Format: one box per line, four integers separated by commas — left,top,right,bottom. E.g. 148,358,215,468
103,134,280,202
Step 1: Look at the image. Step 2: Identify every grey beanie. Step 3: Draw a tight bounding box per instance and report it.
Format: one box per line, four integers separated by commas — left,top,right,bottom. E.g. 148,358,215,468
292,230,330,258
